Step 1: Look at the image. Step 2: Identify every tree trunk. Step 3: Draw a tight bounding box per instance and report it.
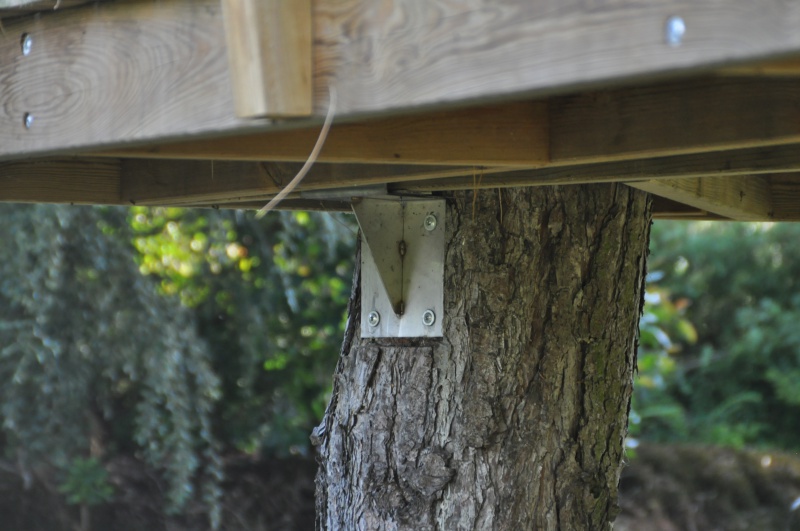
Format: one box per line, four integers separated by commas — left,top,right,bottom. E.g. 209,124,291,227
313,184,652,530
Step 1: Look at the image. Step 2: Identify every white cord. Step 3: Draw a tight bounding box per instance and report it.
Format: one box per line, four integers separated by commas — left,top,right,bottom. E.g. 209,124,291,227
255,86,338,219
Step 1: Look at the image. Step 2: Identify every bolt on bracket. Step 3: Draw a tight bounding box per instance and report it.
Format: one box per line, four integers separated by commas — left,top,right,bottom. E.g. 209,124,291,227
352,196,445,338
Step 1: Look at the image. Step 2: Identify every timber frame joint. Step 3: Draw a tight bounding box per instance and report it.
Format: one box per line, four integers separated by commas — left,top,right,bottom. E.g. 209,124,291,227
352,196,445,338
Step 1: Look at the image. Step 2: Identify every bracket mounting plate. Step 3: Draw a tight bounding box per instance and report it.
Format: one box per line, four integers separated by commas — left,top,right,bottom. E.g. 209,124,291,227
352,197,445,338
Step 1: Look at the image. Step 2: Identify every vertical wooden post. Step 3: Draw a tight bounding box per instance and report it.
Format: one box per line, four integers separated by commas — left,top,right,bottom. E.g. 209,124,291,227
221,0,313,118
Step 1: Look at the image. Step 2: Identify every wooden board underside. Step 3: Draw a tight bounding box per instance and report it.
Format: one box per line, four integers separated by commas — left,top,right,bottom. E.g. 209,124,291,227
4,0,800,219
101,78,800,168
3,155,800,220
5,0,800,160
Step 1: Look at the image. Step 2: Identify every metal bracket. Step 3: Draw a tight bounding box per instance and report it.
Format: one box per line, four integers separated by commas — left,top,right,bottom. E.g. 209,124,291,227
352,196,445,338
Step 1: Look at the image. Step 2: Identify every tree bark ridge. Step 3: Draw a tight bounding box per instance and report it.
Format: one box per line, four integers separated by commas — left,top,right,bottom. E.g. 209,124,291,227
314,185,652,530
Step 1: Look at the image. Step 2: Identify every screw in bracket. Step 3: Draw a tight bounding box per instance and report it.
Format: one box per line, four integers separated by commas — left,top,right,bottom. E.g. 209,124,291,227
665,16,686,47
424,214,438,232
422,309,436,327
367,311,381,327
21,34,32,56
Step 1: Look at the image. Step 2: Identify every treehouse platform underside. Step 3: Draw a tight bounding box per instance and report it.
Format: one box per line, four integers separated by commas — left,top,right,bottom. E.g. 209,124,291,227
3,0,800,221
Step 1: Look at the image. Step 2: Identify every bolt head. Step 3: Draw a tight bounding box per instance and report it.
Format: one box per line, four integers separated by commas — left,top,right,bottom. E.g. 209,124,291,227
367,311,380,327
424,214,438,231
665,16,685,47
422,309,436,327
23,113,33,129
21,34,32,56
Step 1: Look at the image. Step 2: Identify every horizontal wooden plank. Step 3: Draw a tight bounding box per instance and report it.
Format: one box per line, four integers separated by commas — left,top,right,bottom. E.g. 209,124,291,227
765,174,800,221
104,78,800,167
550,78,800,164
628,176,773,221
121,160,492,205
0,0,88,15
391,144,800,193
717,57,800,77
5,155,800,222
0,0,250,160
100,102,548,166
0,158,121,204
6,0,800,160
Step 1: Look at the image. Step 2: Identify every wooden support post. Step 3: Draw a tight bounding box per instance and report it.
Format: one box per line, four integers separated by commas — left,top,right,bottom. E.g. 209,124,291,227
222,0,313,118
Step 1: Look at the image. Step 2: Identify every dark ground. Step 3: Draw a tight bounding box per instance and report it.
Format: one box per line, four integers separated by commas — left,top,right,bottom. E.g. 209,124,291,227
2,442,800,530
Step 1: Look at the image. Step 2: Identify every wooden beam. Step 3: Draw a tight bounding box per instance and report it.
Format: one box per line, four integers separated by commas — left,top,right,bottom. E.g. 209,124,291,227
103,102,548,166
120,160,495,206
0,0,88,14
0,158,121,204
102,78,800,166
6,0,800,160
627,176,774,221
651,197,720,220
765,174,800,221
0,0,250,160
717,57,800,77
392,144,800,193
221,0,312,118
550,78,800,164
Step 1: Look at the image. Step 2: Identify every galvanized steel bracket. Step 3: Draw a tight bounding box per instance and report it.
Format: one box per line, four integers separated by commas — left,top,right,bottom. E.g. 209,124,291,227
352,196,445,338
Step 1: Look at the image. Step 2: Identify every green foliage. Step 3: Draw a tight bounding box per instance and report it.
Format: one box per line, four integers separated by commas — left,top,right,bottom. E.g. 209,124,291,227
0,203,355,527
58,457,114,506
0,205,223,527
635,221,800,450
128,207,355,454
629,282,696,443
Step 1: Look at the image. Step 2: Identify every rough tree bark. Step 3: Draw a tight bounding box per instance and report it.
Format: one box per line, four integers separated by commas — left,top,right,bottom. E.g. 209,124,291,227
313,184,652,530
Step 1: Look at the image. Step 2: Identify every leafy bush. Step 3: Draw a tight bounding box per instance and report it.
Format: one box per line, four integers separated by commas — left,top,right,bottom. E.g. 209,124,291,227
59,457,114,506
635,221,800,450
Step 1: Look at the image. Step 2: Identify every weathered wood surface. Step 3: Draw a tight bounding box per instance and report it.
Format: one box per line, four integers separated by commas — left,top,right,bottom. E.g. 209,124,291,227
100,102,548,166
102,78,800,169
4,0,800,160
120,160,494,206
0,0,88,14
222,0,313,118
0,0,250,159
549,78,800,164
629,176,773,221
392,145,800,193
3,154,800,220
0,158,121,204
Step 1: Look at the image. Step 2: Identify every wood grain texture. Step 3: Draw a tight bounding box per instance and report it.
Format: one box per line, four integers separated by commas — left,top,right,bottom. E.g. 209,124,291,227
0,0,249,160
392,145,800,193
550,78,800,164
0,0,88,14
105,78,800,168
222,0,312,118
102,102,549,166
0,158,121,204
6,0,800,159
718,57,800,77
765,174,800,221
120,159,490,205
313,0,800,117
628,176,773,221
